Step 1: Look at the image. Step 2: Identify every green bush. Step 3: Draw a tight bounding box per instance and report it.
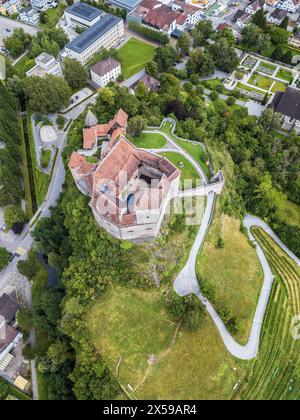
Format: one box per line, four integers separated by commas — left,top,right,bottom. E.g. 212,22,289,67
128,21,169,45
4,205,27,229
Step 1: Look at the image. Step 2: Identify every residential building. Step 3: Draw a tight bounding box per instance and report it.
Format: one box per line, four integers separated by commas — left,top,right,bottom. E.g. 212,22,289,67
289,31,300,46
0,318,22,366
270,87,300,132
185,0,210,10
142,3,180,34
19,7,40,25
64,1,103,28
232,9,251,27
265,0,278,5
0,294,19,324
245,0,265,14
65,13,125,64
26,52,62,78
0,0,22,16
267,8,287,24
90,57,121,88
128,72,160,93
31,0,57,11
277,0,300,13
217,22,240,38
171,0,203,27
69,135,181,241
287,19,297,31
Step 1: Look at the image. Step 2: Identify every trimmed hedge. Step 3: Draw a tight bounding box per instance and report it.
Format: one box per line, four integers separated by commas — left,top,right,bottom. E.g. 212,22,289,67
128,21,169,45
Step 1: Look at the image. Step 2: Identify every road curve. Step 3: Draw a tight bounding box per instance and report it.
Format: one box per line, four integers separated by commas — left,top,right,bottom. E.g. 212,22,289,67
174,210,300,360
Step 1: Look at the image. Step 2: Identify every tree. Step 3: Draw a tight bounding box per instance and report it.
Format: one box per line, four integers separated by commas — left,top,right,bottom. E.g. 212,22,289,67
4,28,31,58
242,24,270,53
24,75,72,114
18,252,41,280
271,45,284,61
258,109,281,132
145,61,158,78
192,20,214,47
177,32,192,56
209,38,239,72
271,27,289,45
6,75,25,103
0,379,9,400
186,49,215,77
3,205,27,230
282,49,293,64
252,8,267,30
279,16,289,30
62,58,88,89
127,115,147,137
0,247,10,272
154,45,179,72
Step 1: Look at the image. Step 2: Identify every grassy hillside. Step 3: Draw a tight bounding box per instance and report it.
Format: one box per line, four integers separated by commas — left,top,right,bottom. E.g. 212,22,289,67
196,203,264,344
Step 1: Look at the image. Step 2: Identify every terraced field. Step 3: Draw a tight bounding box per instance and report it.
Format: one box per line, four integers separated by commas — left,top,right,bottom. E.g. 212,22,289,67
241,228,300,400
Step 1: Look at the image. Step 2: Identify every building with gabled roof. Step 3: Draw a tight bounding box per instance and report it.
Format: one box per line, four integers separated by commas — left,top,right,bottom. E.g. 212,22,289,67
69,134,181,241
270,87,300,132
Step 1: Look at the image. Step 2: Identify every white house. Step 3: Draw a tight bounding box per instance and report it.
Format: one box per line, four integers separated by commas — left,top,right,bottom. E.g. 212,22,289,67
245,0,265,14
26,52,62,78
267,8,287,24
277,0,300,13
31,0,57,11
65,13,125,64
90,57,121,88
19,7,40,25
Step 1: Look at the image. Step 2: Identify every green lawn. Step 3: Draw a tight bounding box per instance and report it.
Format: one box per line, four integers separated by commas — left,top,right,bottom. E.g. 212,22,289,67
237,82,265,95
160,152,201,189
271,80,287,93
39,4,66,29
40,149,52,169
132,132,167,149
276,68,293,82
7,384,31,401
117,38,156,79
196,203,264,344
248,72,273,91
258,61,276,72
159,121,211,178
86,285,245,400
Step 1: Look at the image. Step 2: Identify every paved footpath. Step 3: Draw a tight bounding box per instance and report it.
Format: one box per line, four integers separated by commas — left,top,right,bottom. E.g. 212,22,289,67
174,210,300,360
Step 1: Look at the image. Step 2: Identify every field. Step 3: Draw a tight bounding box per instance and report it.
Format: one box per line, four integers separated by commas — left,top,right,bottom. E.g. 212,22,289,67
117,38,156,79
248,72,273,91
132,132,167,149
87,285,246,400
160,152,201,189
196,209,263,344
239,228,300,400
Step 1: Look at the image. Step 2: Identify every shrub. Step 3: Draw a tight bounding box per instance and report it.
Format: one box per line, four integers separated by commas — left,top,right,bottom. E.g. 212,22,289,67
128,21,169,45
226,96,236,106
4,205,27,230
210,90,219,101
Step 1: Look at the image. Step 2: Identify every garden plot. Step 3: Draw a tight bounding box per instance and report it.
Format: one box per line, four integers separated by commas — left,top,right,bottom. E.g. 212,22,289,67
241,56,257,69
248,72,274,91
257,61,276,76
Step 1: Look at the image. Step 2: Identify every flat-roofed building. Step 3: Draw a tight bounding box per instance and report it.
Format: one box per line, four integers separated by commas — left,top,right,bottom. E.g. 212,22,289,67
90,57,121,88
26,52,62,78
108,0,141,11
64,1,103,28
65,13,125,64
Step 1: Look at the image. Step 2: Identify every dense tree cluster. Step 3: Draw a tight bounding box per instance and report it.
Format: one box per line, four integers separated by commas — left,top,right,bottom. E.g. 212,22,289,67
128,21,169,45
23,75,72,114
62,58,88,90
0,84,23,207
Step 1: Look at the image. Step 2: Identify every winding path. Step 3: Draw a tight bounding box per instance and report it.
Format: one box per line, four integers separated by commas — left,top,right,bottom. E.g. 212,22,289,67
174,210,300,360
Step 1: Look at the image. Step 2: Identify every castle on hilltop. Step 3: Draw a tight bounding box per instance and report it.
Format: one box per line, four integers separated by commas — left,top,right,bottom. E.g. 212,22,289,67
69,109,181,241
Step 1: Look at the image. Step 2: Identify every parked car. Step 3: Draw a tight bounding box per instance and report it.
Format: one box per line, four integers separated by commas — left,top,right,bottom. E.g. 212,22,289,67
0,224,7,232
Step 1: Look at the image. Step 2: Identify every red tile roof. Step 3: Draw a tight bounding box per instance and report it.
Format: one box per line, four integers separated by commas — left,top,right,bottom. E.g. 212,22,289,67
143,5,180,31
82,109,128,150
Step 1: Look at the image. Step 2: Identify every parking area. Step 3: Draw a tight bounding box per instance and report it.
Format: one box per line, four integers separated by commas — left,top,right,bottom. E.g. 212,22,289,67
0,16,38,50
